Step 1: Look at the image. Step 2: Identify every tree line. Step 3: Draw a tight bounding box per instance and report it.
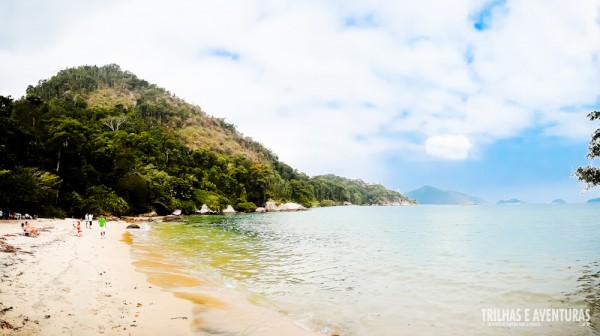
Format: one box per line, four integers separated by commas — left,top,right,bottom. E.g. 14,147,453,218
0,64,412,217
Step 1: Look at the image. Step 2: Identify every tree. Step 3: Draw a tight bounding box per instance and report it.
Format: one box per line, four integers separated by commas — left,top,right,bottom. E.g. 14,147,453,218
0,168,61,216
102,115,127,131
83,185,129,216
0,65,413,216
575,111,600,189
287,179,315,207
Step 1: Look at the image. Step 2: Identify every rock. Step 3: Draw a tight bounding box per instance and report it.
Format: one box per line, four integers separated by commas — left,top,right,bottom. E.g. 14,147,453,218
255,207,266,213
278,202,307,211
140,211,157,217
265,202,278,212
263,202,307,212
171,209,182,216
196,204,214,214
222,205,236,214
126,224,140,229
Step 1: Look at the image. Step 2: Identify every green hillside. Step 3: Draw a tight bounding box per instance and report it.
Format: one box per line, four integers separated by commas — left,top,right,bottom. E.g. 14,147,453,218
0,64,413,216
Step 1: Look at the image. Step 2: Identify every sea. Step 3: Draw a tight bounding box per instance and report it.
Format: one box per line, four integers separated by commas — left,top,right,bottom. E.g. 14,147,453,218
126,204,600,335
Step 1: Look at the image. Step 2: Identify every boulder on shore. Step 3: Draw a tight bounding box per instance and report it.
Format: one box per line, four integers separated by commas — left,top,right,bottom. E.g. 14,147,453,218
264,202,307,212
140,211,158,217
126,224,140,229
278,202,307,211
265,202,278,212
255,207,266,213
196,204,215,214
222,205,236,214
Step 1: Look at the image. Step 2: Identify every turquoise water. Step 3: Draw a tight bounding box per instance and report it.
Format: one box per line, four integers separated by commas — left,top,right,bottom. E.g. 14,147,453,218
132,204,600,335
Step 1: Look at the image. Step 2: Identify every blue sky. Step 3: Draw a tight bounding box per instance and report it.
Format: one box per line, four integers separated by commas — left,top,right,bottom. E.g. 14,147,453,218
1,0,600,202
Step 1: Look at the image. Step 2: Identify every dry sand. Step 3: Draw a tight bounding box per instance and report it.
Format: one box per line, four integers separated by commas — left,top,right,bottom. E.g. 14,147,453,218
0,218,193,335
0,218,331,336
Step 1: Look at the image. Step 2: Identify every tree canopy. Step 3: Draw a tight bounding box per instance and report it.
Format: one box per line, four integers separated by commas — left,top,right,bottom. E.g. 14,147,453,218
0,65,413,217
575,111,600,189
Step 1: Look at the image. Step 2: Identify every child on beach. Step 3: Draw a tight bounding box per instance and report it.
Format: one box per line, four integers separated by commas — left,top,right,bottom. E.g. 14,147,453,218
76,221,82,236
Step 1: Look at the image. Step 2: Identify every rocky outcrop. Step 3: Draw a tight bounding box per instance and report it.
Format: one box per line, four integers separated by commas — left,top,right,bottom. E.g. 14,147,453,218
222,205,236,214
139,211,158,217
265,202,278,212
196,204,215,214
264,202,307,212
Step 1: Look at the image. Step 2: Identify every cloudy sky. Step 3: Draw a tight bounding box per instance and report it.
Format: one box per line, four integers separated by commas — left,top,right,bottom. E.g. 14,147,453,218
1,0,600,202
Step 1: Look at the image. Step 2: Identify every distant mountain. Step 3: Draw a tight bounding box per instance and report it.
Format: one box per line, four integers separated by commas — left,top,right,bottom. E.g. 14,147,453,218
551,199,566,204
405,185,486,205
587,198,600,203
498,198,525,204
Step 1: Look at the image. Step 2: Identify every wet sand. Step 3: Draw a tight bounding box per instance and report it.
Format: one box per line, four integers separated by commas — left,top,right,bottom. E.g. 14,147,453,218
0,218,328,336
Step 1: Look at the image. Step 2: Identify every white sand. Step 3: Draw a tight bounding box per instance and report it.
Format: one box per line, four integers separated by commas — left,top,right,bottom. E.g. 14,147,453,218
0,218,194,335
0,218,333,336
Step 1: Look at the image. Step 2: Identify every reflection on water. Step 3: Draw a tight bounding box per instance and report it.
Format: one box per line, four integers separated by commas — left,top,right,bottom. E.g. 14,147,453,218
130,204,600,335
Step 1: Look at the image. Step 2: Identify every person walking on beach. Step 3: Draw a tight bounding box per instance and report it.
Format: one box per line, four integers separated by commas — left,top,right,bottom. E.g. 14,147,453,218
98,216,106,238
89,213,93,229
84,213,89,228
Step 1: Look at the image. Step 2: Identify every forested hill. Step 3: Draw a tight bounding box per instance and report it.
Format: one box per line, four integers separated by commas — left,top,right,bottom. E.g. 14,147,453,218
0,64,414,217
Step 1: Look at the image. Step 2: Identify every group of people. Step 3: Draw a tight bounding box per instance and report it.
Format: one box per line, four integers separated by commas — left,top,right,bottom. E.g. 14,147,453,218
1,209,34,220
75,214,107,238
84,213,94,228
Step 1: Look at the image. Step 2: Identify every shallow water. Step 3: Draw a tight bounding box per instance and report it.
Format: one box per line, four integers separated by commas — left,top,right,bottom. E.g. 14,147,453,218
128,204,600,335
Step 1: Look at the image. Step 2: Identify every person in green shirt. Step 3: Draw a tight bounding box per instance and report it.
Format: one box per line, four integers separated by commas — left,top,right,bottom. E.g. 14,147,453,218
99,216,106,239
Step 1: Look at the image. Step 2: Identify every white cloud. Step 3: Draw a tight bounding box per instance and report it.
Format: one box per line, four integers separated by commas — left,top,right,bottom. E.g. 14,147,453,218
0,0,599,183
425,135,472,160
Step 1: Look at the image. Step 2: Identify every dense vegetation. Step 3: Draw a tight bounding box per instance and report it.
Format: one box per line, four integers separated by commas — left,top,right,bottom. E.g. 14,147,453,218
575,110,600,189
0,64,413,217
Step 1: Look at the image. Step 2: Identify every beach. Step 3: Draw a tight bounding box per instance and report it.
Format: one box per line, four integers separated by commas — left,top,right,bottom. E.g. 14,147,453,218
0,218,194,335
2,206,597,336
0,218,326,336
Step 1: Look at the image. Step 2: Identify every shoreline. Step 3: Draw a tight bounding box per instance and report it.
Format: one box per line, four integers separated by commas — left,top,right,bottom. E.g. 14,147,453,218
0,218,194,335
0,218,331,336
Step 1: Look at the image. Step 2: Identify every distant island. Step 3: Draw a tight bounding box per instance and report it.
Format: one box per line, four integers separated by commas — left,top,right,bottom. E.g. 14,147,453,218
405,185,486,205
497,198,525,204
587,198,600,203
551,199,566,204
